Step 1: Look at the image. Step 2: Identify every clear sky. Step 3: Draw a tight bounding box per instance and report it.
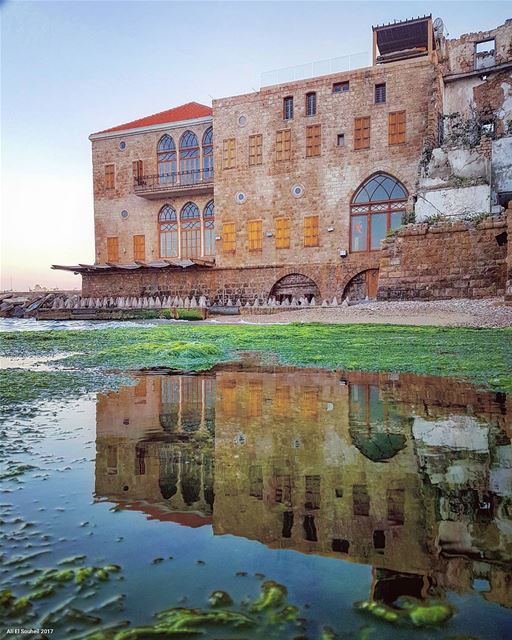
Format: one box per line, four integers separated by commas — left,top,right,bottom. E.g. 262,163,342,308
2,0,511,290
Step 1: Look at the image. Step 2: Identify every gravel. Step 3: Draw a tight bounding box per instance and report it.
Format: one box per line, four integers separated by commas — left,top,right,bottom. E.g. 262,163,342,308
213,297,512,328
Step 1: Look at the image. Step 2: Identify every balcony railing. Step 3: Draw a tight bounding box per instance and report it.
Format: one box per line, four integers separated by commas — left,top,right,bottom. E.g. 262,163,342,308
134,168,214,199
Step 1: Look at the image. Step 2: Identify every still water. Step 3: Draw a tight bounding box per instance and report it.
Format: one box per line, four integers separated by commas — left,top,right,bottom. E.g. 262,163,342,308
1,367,511,638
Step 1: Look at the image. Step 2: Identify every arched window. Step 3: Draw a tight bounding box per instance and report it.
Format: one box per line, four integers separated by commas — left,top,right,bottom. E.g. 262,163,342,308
203,200,215,256
202,127,213,180
180,202,201,257
180,131,200,185
159,204,178,257
157,135,176,185
350,173,408,252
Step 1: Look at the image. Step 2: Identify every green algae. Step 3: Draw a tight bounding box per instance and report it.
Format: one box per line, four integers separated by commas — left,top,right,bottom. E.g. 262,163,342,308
354,597,455,628
251,580,288,612
1,324,510,396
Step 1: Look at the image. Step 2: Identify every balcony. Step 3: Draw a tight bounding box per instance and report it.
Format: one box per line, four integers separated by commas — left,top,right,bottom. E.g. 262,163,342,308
134,169,214,200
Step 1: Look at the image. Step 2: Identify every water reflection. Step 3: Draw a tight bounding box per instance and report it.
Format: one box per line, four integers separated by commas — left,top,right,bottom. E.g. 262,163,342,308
95,368,512,610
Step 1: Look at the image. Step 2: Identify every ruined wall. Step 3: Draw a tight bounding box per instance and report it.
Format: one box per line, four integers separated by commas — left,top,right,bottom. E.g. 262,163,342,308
378,215,508,301
506,202,512,303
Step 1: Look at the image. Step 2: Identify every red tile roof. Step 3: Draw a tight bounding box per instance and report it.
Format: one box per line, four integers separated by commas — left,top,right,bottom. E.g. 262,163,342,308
93,101,212,135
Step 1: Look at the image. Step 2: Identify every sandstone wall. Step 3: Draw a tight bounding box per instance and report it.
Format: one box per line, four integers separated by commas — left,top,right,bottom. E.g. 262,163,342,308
378,215,508,301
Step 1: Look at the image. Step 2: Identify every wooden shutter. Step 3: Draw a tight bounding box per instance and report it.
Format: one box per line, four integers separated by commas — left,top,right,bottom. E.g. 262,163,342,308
223,138,236,169
304,216,319,247
354,117,370,150
248,220,263,251
132,160,143,185
275,217,290,249
388,111,406,145
105,164,115,189
249,134,263,165
133,235,145,261
276,130,291,161
306,125,321,157
223,222,236,253
107,237,119,262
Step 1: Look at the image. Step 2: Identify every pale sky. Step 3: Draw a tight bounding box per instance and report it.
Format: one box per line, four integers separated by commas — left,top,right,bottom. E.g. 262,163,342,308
2,0,510,291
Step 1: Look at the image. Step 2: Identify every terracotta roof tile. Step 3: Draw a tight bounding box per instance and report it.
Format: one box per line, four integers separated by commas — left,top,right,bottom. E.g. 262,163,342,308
93,101,212,135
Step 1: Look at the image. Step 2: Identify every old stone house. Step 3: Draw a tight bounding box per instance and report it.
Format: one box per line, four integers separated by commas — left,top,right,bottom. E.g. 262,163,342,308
54,16,512,304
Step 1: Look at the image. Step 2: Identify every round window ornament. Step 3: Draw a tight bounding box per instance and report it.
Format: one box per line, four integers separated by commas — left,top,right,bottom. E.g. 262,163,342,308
292,184,305,198
120,210,129,220
119,141,126,150
235,191,247,204
238,115,247,127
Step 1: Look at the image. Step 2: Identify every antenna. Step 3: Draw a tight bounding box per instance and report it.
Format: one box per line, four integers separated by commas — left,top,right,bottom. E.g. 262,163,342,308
433,17,444,38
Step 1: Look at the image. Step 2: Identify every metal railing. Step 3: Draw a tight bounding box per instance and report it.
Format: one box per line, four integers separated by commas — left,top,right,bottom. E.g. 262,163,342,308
134,168,214,194
261,52,369,87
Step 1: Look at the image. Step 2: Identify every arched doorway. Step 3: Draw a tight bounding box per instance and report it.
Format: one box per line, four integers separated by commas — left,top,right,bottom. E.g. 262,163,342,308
270,273,320,303
343,269,380,301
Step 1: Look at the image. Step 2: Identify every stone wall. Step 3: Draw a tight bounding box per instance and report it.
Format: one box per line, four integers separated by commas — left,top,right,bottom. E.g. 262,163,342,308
506,203,512,303
378,215,508,301
81,254,379,303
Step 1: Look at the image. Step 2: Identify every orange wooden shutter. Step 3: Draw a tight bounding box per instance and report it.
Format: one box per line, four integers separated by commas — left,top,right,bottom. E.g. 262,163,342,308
133,235,145,261
389,111,406,145
107,237,119,262
306,124,321,157
223,222,236,252
354,117,370,150
248,220,263,251
275,217,290,248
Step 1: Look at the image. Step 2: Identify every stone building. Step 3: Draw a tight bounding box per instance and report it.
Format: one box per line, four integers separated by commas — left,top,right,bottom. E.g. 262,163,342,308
54,16,512,304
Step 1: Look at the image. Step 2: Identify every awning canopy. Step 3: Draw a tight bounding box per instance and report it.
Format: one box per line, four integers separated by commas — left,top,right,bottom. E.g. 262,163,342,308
52,258,215,275
373,15,433,64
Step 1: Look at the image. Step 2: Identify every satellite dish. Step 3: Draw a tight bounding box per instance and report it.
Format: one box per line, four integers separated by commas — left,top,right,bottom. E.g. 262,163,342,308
433,17,444,37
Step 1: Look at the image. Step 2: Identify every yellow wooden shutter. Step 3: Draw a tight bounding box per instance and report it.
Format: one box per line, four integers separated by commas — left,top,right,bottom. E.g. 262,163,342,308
304,216,319,247
248,220,263,251
275,217,290,248
223,222,236,253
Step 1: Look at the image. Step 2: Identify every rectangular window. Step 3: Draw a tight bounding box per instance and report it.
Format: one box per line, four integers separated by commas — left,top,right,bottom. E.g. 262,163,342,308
353,484,370,516
333,81,349,93
132,160,143,186
305,92,317,116
354,116,370,150
276,129,292,161
351,215,368,252
133,235,145,261
337,133,345,146
375,83,386,104
388,110,406,145
223,138,236,169
105,164,115,190
475,39,496,70
249,134,263,165
223,222,236,253
275,217,290,249
283,96,294,120
106,236,119,262
306,124,321,157
305,475,321,510
304,215,319,247
248,219,263,251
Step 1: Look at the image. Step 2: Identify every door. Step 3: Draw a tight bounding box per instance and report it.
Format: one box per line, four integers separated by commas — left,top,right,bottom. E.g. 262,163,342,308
366,270,379,299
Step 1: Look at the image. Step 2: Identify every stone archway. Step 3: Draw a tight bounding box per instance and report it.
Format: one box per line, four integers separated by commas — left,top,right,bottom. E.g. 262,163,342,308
342,269,380,302
270,273,320,303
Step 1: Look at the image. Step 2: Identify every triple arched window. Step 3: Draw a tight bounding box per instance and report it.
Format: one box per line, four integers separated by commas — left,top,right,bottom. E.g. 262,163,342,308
157,128,213,186
350,172,408,252
159,201,215,259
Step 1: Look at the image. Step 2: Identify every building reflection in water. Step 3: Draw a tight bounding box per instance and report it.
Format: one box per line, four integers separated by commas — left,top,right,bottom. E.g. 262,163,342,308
94,368,512,607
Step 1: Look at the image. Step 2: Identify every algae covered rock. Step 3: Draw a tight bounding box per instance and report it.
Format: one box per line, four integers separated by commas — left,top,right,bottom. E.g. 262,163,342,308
208,590,233,608
355,596,455,628
251,580,288,612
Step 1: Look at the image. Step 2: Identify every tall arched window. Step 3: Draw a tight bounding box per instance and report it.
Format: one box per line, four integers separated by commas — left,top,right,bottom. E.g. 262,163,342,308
180,131,200,185
159,204,178,257
157,135,177,185
203,200,215,256
202,127,213,180
180,202,201,257
350,173,408,252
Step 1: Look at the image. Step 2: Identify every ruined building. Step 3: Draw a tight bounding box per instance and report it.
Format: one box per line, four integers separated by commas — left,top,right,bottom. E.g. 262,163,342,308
54,16,512,304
